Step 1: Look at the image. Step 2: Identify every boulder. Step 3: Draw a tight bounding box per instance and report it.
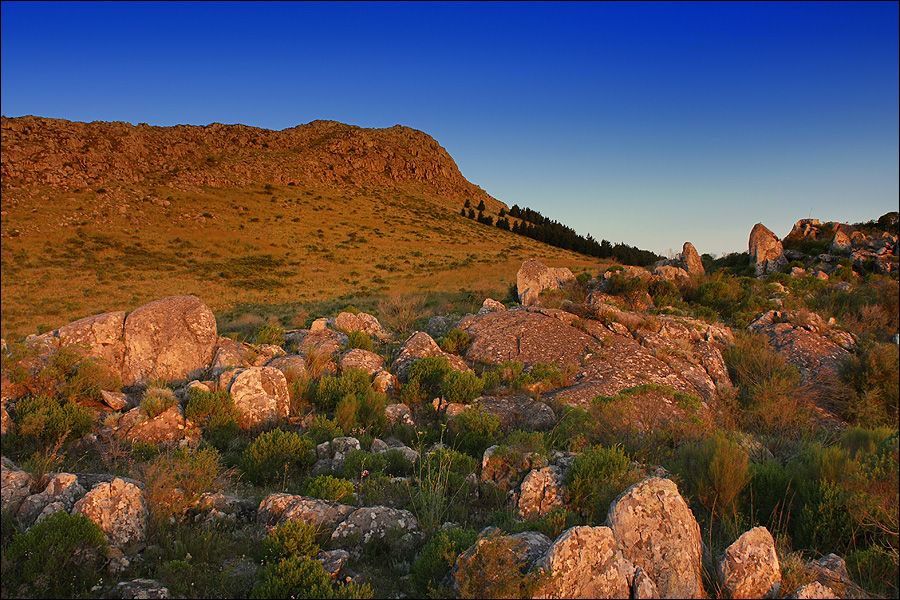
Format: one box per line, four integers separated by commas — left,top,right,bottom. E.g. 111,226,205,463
73,477,148,548
339,349,384,375
479,298,507,314
653,264,690,283
384,403,414,426
632,567,660,599
209,337,253,372
718,526,780,599
225,367,290,429
391,331,470,380
113,405,200,445
257,492,302,526
333,311,390,341
1,459,34,514
453,529,552,594
316,549,351,578
607,477,703,599
475,395,556,431
682,242,705,276
533,526,632,599
516,259,576,306
279,496,356,532
101,390,129,411
55,311,127,375
16,472,86,527
749,223,786,276
372,369,398,395
330,506,419,548
265,354,307,383
789,582,837,599
518,465,567,520
831,229,852,253
121,296,218,385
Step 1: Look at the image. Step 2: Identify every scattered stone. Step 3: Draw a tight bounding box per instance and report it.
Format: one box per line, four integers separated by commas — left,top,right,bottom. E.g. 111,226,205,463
789,581,837,599
110,579,170,599
1,460,34,515
384,403,414,426
101,390,129,411
316,549,351,578
16,472,85,527
330,506,420,548
479,298,507,314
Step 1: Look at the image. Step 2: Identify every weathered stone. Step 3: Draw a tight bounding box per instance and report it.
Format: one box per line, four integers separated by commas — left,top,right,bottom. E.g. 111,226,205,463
653,264,690,283
682,242,705,276
226,367,290,429
16,472,85,527
333,311,390,341
257,492,301,526
114,405,200,445
516,259,576,306
475,394,556,431
718,526,781,599
632,567,660,599
749,223,786,276
101,390,129,411
481,445,548,493
479,298,507,314
56,311,127,375
607,477,703,599
73,477,148,548
384,402,414,426
518,465,567,520
110,579,171,599
330,506,419,548
1,460,34,514
789,582,837,599
279,496,356,532
122,295,218,385
453,529,552,594
209,336,252,372
339,348,384,375
533,526,632,599
265,354,307,383
316,549,351,578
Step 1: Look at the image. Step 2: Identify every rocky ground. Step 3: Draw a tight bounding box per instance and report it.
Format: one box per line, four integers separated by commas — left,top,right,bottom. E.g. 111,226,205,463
1,215,898,599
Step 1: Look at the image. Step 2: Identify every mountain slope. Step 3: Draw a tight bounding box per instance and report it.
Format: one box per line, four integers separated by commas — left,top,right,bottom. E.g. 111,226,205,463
0,116,603,338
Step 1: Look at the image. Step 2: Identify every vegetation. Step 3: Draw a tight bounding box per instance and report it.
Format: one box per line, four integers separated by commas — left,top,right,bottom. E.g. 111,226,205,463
242,428,315,486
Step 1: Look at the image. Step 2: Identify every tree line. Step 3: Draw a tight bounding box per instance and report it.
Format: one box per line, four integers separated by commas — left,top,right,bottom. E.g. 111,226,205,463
461,199,660,266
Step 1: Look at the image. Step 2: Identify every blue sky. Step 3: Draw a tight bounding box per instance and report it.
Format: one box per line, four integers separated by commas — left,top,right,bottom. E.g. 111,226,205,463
2,1,898,255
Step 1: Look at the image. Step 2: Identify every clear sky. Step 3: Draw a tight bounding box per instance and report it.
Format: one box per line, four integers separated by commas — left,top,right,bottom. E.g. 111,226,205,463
2,1,898,255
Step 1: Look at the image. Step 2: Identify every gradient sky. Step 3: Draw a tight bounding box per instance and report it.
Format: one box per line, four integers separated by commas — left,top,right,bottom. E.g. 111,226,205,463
2,2,898,255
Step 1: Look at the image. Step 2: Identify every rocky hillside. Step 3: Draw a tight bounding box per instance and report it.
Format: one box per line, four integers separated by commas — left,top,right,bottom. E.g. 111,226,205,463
0,116,503,212
0,117,601,339
1,249,896,599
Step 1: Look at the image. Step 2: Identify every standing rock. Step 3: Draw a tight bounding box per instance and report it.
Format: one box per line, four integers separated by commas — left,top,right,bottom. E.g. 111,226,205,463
749,224,786,276
718,526,781,599
225,367,290,429
681,242,705,276
518,466,567,520
831,229,852,253
607,477,703,599
533,526,632,599
73,478,148,548
122,295,218,385
516,259,576,306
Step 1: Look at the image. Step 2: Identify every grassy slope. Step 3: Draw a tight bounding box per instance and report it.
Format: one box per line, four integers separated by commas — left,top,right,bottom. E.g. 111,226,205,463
0,181,604,339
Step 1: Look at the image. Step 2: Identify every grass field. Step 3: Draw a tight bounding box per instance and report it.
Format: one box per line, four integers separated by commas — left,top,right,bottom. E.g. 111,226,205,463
0,181,605,339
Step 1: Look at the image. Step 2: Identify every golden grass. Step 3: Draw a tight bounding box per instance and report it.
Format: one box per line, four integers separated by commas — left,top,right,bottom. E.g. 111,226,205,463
0,182,604,339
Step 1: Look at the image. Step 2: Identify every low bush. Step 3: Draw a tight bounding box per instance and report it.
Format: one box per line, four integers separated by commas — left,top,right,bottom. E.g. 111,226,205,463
242,428,315,485
454,532,546,599
447,408,502,457
261,520,320,562
341,449,388,479
674,433,750,518
143,447,223,522
253,323,286,346
439,328,472,354
410,526,478,596
314,369,372,413
141,386,178,418
14,395,94,446
565,445,638,523
410,448,478,535
303,414,343,444
440,370,483,404
345,330,374,352
838,342,899,426
251,555,373,599
547,406,593,452
304,475,355,503
3,511,107,598
184,388,241,447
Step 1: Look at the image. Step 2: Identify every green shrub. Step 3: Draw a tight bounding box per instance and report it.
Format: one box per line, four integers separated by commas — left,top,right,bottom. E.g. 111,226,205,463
566,445,637,523
838,342,899,426
305,475,355,503
410,448,478,535
547,406,593,451
447,408,502,457
4,511,107,598
847,545,899,598
358,473,411,508
504,430,548,456
242,428,315,485
439,328,472,354
402,356,452,404
184,388,241,447
5,346,120,404
141,386,178,418
341,449,388,478
314,369,372,412
454,532,546,599
262,520,320,562
253,323,286,346
143,447,222,522
14,395,94,445
335,393,360,432
440,370,484,404
674,433,750,517
303,415,343,444
648,278,683,308
251,555,373,599
410,527,478,596
345,330,374,352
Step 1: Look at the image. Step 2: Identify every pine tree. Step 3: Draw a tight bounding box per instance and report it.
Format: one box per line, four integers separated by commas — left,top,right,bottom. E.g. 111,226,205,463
467,208,475,219
460,207,466,216
464,199,471,208
477,199,486,212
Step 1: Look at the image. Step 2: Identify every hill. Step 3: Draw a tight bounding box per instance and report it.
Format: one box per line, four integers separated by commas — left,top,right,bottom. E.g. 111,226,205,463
0,116,604,338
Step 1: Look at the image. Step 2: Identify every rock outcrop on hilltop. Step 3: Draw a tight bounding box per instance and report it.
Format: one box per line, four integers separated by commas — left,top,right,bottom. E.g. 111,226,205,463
749,223,787,276
0,116,503,211
516,259,576,306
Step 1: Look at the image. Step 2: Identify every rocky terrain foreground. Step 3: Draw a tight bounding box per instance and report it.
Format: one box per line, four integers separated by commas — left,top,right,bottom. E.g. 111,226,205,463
1,215,898,599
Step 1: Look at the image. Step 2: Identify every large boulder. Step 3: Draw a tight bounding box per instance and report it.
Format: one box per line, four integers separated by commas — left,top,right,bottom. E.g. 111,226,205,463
718,526,781,599
391,331,470,380
279,496,356,533
121,296,218,385
225,367,290,429
265,354,307,383
55,311,128,374
516,259,576,306
607,477,703,599
339,348,384,375
533,526,632,599
518,465,567,520
73,477,148,548
749,223,786,276
333,311,390,341
1,459,34,515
